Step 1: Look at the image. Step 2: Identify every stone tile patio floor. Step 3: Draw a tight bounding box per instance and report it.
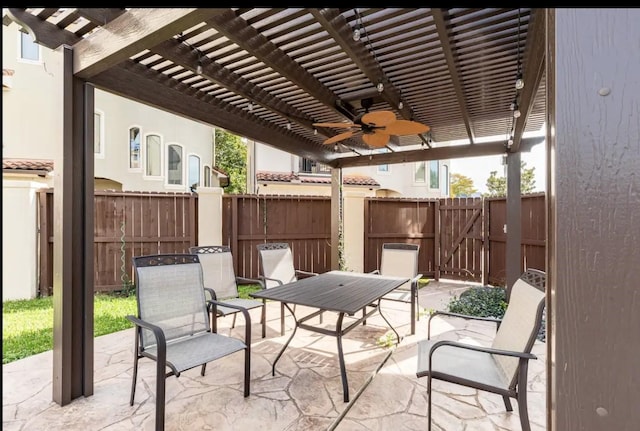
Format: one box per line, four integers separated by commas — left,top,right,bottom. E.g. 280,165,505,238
3,280,546,431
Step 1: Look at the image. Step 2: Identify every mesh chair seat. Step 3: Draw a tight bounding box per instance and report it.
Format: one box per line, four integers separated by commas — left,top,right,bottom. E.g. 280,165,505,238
416,339,509,391
213,298,265,316
143,331,247,375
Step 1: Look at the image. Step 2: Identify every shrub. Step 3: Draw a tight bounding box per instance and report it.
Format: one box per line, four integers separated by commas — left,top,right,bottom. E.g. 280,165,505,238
446,286,507,318
446,285,546,342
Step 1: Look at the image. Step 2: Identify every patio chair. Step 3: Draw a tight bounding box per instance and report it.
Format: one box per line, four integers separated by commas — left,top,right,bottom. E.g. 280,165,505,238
127,254,250,431
416,268,546,431
190,245,267,339
256,242,319,335
369,243,422,335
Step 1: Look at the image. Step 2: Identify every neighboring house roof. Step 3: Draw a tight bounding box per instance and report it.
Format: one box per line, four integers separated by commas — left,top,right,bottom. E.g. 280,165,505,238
257,171,379,187
3,158,54,176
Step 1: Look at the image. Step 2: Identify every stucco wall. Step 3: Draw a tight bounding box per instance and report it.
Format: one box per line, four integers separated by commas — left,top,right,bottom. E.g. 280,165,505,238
2,180,49,300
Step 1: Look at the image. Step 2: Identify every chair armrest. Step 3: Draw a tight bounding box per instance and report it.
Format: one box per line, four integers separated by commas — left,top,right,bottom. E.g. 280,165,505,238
236,276,263,287
203,287,217,301
295,269,318,278
126,315,167,359
427,310,502,339
207,300,252,346
428,339,537,361
410,273,423,289
259,275,284,286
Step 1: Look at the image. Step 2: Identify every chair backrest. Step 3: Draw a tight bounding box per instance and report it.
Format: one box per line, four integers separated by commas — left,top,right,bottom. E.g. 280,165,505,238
132,254,210,349
189,245,238,300
380,243,420,290
256,242,297,288
491,268,546,388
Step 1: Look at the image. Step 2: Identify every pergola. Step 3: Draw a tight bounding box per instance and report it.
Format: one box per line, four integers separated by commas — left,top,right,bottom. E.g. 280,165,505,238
5,8,638,430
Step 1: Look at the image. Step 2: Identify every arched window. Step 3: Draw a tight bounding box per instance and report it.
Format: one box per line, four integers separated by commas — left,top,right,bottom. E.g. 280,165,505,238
167,144,183,185
188,154,200,190
129,127,141,169
429,160,440,189
145,134,162,177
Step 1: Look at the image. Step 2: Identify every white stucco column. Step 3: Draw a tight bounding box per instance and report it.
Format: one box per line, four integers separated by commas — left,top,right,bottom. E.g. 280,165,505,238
197,187,223,246
343,191,366,272
2,180,49,300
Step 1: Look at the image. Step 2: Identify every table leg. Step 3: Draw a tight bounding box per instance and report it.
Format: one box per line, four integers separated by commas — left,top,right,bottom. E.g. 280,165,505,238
377,299,401,344
271,303,297,376
335,312,350,402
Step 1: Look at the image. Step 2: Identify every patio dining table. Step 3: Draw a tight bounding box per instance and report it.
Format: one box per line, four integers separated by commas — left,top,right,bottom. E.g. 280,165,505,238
250,270,409,402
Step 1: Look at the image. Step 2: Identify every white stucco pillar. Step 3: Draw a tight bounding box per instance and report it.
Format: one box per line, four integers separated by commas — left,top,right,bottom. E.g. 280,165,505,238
2,180,49,300
343,191,366,272
196,187,223,246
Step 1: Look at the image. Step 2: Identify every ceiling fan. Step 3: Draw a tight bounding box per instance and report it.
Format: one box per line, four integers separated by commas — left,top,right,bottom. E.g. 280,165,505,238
313,98,430,148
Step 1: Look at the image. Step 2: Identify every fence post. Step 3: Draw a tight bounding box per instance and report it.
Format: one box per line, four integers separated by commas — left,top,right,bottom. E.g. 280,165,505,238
343,191,366,272
196,187,223,246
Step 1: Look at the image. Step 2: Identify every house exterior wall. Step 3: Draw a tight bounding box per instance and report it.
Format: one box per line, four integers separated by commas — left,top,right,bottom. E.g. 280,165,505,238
2,23,217,193
252,141,450,198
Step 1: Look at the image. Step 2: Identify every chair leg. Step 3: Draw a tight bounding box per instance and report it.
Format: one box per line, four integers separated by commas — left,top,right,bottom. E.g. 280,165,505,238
280,302,285,336
231,313,237,329
517,391,531,431
155,359,166,431
503,395,513,411
261,302,266,338
243,346,251,397
130,331,140,406
200,363,207,377
130,354,139,406
427,374,433,431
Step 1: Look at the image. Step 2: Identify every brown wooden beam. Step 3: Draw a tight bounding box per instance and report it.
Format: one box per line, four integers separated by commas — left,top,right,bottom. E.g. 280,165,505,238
89,61,336,163
73,9,226,79
206,9,358,121
75,8,126,25
330,136,543,168
6,8,79,49
311,8,414,120
149,38,363,148
510,8,545,153
431,9,477,144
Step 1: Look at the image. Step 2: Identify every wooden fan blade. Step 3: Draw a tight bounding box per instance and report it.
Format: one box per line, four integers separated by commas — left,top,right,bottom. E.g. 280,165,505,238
362,132,390,148
383,120,430,136
361,111,396,127
313,122,359,129
324,130,355,144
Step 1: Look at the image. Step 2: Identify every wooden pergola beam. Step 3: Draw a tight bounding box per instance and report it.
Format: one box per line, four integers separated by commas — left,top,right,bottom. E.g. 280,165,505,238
73,8,225,79
431,9,476,144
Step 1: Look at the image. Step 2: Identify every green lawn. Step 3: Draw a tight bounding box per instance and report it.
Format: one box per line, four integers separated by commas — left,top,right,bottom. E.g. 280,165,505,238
2,285,262,365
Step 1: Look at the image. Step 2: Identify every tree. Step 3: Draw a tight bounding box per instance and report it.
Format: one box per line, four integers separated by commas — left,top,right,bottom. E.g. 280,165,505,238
450,173,478,197
485,161,536,197
214,128,247,194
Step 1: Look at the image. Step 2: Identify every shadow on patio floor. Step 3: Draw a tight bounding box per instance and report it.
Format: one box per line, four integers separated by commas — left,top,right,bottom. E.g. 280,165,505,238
3,280,546,431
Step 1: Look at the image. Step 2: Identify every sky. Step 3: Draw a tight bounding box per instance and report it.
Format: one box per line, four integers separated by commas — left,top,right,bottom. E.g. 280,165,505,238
449,136,546,194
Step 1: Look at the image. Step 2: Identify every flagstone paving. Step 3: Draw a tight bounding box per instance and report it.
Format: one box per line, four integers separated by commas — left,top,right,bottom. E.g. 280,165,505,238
3,280,546,431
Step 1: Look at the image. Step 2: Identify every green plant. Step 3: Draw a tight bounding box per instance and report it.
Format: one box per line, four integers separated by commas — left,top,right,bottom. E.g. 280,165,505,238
446,286,507,318
376,331,396,349
3,294,137,364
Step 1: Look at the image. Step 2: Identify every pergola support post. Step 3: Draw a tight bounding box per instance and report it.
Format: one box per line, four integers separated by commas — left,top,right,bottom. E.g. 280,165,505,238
331,168,343,270
505,150,522,299
52,45,94,405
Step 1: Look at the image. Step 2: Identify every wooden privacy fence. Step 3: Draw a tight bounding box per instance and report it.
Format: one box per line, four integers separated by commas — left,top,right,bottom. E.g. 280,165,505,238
38,190,545,295
38,190,197,294
221,194,332,279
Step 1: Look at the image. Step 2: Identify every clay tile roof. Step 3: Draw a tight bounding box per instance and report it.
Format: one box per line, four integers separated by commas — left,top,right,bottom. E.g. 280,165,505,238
257,171,379,187
3,158,54,173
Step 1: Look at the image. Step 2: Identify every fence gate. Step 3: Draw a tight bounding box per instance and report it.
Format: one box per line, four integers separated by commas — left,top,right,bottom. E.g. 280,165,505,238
438,197,484,283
